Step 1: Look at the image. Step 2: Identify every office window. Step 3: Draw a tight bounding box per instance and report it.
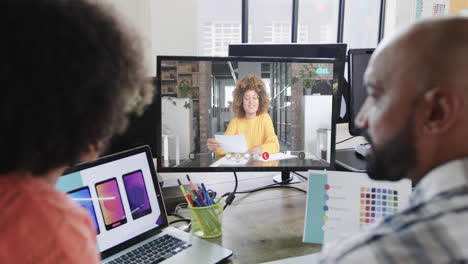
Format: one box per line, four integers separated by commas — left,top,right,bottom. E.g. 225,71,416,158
198,0,242,56
249,0,293,43
151,0,242,60
384,0,467,40
224,85,235,106
297,24,310,43
202,22,242,56
264,22,291,43
343,0,381,49
297,0,339,44
272,63,291,147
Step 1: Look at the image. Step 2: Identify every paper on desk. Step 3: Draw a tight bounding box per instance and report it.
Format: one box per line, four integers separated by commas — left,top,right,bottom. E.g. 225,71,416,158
262,153,298,162
210,156,249,167
215,134,248,153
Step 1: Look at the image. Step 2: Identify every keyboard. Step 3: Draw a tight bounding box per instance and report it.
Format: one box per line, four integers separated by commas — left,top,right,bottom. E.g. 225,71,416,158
107,234,192,264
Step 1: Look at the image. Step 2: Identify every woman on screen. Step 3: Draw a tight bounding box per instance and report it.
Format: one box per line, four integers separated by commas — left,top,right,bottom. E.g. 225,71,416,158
207,75,279,156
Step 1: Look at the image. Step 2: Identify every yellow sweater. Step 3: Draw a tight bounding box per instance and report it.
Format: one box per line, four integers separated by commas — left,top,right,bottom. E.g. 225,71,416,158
215,112,279,155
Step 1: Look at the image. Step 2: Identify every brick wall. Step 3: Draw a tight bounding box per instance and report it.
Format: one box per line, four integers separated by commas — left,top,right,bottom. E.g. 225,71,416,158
199,61,212,153
291,63,304,151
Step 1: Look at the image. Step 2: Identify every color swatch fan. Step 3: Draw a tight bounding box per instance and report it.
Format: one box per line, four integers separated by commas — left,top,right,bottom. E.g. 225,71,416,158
303,170,412,244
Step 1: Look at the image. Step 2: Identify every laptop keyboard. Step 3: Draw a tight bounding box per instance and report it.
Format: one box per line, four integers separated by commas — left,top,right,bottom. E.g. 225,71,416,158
107,234,192,264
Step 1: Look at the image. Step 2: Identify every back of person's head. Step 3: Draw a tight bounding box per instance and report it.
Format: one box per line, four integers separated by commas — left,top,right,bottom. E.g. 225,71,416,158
0,0,152,175
355,17,468,183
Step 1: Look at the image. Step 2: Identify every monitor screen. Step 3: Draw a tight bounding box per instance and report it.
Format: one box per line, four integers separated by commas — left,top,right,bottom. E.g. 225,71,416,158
229,43,348,124
348,49,374,136
156,56,340,173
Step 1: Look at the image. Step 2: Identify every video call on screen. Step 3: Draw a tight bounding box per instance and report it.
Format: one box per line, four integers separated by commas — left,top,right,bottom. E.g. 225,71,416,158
159,59,337,169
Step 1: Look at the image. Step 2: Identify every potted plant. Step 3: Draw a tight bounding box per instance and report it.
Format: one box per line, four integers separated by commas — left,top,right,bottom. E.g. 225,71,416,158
292,64,330,95
167,79,197,109
178,79,197,99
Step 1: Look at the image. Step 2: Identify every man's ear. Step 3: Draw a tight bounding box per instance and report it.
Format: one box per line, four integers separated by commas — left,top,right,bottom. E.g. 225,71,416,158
79,144,99,163
420,87,461,135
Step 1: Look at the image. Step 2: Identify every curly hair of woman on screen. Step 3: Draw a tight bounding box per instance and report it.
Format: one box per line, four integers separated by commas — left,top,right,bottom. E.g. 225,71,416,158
207,75,279,156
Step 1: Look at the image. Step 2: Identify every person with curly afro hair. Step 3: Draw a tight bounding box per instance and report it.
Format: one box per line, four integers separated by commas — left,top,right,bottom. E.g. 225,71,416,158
0,0,152,263
207,75,279,156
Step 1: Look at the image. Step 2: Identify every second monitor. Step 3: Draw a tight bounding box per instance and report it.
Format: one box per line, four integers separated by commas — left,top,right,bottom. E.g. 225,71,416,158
229,43,348,123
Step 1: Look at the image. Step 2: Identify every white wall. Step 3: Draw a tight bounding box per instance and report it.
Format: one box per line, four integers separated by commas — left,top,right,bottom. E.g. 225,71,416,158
303,95,332,161
161,98,193,160
150,1,198,75
102,1,198,76
101,0,152,76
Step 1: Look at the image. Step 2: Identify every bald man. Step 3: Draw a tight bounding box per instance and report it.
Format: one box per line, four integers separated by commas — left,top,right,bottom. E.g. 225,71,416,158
318,17,468,263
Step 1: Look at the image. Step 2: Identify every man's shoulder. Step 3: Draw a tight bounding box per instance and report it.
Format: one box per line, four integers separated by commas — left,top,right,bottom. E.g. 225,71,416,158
320,194,468,263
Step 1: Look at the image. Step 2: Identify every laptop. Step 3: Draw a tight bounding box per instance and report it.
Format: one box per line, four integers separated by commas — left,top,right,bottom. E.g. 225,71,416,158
56,145,232,263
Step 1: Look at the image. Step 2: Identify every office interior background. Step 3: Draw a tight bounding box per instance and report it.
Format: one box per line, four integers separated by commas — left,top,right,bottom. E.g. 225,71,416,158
104,0,468,78
101,0,468,171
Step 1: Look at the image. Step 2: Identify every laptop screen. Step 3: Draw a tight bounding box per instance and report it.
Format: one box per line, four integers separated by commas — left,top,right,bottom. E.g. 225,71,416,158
56,146,165,254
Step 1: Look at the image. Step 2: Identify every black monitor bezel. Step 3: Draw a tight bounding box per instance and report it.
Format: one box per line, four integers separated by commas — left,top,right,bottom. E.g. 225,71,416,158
347,48,374,136
156,55,340,173
228,43,347,59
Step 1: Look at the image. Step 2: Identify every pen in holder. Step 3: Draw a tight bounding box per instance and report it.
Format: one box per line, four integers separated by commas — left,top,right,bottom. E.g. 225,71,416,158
189,197,223,238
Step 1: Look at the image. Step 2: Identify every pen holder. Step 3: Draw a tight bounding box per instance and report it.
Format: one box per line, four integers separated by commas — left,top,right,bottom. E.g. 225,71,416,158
190,198,223,238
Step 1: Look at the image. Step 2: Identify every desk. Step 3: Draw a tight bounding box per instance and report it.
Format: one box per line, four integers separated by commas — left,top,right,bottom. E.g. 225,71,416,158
165,171,322,264
160,124,365,263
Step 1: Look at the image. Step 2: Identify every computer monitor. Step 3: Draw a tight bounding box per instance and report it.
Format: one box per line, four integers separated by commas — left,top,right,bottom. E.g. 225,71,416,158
348,49,374,136
228,43,347,60
156,55,341,182
228,43,349,123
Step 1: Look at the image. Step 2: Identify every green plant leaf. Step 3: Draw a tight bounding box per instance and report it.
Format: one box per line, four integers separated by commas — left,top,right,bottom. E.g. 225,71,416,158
177,79,195,98
292,76,299,84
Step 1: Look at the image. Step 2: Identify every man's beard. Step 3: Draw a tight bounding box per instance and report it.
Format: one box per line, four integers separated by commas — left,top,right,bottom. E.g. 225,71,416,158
363,117,418,182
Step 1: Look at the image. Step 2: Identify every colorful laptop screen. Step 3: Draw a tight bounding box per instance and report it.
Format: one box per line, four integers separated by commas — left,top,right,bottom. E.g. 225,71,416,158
56,151,163,252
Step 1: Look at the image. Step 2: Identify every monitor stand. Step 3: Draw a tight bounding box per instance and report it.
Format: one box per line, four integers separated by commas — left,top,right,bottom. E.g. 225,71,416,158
272,171,300,184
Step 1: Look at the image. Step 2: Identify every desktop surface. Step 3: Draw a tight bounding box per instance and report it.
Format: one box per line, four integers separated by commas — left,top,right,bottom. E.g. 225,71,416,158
160,125,367,263
165,172,322,264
